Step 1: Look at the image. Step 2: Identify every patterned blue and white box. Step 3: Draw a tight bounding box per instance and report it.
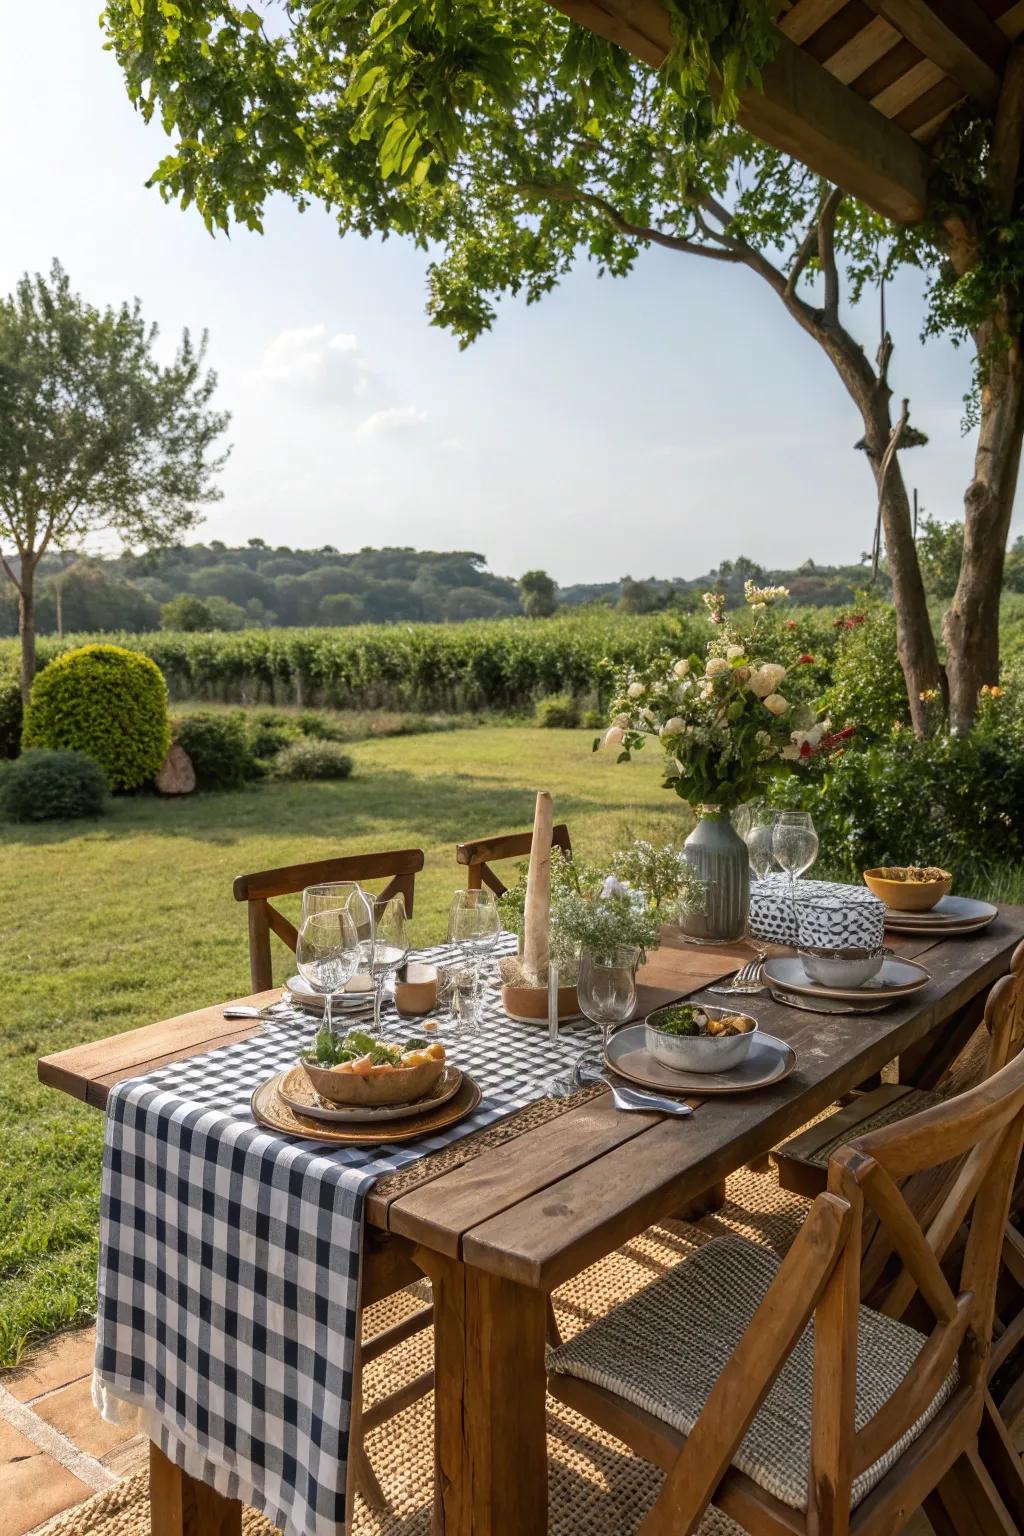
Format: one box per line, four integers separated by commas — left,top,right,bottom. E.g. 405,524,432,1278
750,877,886,949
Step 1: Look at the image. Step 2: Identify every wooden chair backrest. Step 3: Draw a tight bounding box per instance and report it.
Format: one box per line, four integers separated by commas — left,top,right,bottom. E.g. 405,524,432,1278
455,823,572,895
649,1048,1024,1536
233,849,424,990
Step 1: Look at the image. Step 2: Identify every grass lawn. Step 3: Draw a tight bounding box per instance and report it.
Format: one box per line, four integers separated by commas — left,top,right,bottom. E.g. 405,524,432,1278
0,723,680,1367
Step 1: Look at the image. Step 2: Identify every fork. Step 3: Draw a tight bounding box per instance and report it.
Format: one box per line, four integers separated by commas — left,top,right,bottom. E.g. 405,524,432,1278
706,959,766,996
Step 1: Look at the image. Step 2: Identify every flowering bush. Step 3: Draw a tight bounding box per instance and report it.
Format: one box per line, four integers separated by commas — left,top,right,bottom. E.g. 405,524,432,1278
599,583,830,811
610,839,706,915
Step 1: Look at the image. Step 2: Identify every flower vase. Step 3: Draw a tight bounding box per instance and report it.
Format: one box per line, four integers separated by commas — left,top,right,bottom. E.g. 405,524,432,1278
681,807,749,944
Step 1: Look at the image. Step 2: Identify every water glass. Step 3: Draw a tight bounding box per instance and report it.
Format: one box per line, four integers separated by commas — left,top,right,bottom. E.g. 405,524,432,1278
295,908,360,1033
436,958,483,1037
773,811,819,889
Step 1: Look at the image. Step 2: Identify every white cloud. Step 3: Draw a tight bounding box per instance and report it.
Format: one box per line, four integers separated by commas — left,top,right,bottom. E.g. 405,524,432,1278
356,405,429,438
440,435,466,452
249,324,370,396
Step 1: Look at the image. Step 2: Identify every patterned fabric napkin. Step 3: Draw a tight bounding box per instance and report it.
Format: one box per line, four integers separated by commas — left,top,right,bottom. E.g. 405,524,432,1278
750,877,886,949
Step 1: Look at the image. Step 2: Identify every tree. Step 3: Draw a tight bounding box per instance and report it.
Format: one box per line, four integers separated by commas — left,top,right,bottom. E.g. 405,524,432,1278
518,569,558,619
0,261,230,699
92,5,1024,725
916,517,965,603
617,576,660,614
1005,537,1024,594
161,594,213,631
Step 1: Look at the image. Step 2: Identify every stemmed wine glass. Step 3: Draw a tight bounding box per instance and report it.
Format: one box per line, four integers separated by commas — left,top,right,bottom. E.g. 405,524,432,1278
448,889,501,989
743,814,776,976
772,810,819,890
575,946,639,1072
295,907,360,1033
362,894,410,1036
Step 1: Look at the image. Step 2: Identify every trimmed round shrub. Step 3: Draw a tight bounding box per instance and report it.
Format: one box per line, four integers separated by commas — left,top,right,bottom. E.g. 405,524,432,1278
0,749,107,822
246,710,300,759
295,710,347,742
535,694,580,729
0,669,22,759
273,739,354,781
23,644,170,790
173,711,255,791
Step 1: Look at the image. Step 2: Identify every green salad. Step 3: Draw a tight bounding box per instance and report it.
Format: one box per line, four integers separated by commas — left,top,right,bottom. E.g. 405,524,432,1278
650,1004,706,1038
305,1027,428,1068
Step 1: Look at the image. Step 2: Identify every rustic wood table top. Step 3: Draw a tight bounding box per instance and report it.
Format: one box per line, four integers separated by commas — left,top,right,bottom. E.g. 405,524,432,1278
38,908,1024,1289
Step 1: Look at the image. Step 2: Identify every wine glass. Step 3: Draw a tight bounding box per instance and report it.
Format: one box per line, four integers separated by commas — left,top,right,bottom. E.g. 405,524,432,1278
576,946,639,1070
743,817,776,973
295,907,360,1033
448,888,501,989
364,894,411,1036
772,811,819,890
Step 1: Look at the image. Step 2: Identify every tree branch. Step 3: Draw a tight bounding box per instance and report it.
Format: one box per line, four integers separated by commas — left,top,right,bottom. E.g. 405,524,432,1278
0,550,22,595
785,217,819,301
817,186,843,321
509,183,746,263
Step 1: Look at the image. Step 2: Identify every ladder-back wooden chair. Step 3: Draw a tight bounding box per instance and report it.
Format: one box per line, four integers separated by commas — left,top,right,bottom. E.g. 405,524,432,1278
456,822,572,895
775,941,1024,1428
233,848,424,991
547,1049,1024,1536
233,847,429,1513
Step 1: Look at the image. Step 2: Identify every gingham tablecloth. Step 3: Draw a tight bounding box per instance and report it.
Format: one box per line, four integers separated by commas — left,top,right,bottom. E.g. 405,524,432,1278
93,939,594,1536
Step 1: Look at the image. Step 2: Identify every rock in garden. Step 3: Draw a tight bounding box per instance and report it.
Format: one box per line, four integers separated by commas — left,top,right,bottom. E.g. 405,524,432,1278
154,743,196,795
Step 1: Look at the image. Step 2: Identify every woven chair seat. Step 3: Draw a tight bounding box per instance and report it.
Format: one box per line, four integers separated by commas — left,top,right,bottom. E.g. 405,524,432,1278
548,1234,958,1513
801,1088,942,1168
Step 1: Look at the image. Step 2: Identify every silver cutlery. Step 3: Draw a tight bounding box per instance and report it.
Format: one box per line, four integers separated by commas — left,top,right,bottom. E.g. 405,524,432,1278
600,1073,694,1117
707,959,766,996
222,1003,295,1020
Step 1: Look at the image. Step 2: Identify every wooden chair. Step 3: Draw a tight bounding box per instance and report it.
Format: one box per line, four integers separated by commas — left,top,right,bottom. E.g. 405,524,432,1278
775,941,1024,1428
233,849,429,1513
547,1049,1024,1535
456,823,572,895
232,848,424,991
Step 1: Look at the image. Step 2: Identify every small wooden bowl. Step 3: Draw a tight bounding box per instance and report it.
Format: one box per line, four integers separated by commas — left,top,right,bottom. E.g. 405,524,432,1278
863,867,952,912
501,981,580,1024
301,1057,444,1107
394,963,439,1016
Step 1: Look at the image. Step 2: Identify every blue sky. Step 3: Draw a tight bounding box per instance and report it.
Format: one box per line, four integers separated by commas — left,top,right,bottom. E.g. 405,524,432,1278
1,3,990,586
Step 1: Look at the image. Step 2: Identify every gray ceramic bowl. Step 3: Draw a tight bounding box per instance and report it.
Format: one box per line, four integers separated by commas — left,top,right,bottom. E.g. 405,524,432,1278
798,947,884,989
644,1006,758,1074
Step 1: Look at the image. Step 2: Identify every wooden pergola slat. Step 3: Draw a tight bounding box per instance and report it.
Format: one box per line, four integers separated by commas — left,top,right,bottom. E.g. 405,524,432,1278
547,0,1024,225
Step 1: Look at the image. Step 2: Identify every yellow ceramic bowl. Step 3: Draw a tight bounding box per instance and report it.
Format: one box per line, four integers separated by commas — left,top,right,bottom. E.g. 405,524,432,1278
863,867,952,913
301,1057,443,1107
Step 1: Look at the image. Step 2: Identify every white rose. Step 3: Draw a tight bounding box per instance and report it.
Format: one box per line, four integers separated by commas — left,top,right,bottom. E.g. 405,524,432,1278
672,659,690,678
763,693,790,716
641,707,656,724
705,656,730,677
603,725,626,747
627,681,645,698
726,644,745,661
748,662,787,698
612,712,630,727
661,716,685,736
733,665,751,684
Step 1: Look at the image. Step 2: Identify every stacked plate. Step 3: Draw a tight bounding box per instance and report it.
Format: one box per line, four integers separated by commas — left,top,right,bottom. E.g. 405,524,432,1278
882,895,997,937
284,974,374,1017
763,954,931,1008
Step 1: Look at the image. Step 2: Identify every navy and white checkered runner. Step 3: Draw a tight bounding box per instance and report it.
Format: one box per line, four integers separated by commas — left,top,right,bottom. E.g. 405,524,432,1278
93,938,594,1536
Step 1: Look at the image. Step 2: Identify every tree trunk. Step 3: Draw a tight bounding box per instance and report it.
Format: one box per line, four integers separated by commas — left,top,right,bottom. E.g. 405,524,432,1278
944,322,1024,731
18,556,37,704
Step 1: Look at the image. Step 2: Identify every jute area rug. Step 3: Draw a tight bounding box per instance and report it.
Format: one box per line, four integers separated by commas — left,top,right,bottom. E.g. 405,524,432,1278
29,1167,813,1536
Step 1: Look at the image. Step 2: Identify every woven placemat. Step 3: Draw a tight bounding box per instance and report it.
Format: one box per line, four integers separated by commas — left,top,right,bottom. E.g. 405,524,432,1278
370,1081,606,1202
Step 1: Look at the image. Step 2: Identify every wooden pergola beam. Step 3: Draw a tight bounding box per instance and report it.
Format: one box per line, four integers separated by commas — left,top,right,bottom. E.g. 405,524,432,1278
863,1,1003,108
550,0,932,222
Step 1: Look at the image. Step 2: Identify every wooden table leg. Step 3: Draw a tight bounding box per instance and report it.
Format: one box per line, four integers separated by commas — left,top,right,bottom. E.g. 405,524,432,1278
416,1248,548,1536
672,1178,727,1223
149,1442,242,1536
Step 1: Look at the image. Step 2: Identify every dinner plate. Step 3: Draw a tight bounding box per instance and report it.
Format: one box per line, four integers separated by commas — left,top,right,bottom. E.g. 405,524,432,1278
763,954,930,1003
882,896,997,934
284,975,373,1014
604,1022,796,1096
277,1062,463,1124
769,989,889,1016
251,1069,481,1144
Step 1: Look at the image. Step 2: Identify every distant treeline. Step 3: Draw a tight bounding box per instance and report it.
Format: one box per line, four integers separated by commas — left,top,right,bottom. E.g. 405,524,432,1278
0,540,887,637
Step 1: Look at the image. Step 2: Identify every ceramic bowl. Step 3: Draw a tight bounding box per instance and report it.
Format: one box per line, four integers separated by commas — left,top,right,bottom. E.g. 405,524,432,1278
863,867,952,912
300,1056,443,1107
644,1006,758,1074
798,946,885,988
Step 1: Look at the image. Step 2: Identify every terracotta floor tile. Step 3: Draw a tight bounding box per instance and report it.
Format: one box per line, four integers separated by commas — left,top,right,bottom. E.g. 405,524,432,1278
3,1328,96,1404
31,1376,135,1459
0,1420,91,1536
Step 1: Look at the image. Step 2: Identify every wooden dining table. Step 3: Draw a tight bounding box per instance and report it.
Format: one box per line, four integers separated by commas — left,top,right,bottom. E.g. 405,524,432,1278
38,907,1024,1536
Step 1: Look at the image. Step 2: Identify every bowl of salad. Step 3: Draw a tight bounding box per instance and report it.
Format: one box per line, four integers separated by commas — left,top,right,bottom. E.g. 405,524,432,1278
301,1027,447,1106
644,1003,757,1073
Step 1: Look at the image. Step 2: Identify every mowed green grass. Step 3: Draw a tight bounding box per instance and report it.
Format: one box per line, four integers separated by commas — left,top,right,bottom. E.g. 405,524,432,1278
0,725,681,1367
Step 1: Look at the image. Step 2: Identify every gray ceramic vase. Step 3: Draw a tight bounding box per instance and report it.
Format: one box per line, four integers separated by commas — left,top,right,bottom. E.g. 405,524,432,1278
680,808,750,944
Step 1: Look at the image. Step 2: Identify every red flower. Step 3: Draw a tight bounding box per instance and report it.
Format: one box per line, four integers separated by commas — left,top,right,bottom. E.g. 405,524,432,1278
798,653,814,664
784,620,797,630
799,740,813,758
